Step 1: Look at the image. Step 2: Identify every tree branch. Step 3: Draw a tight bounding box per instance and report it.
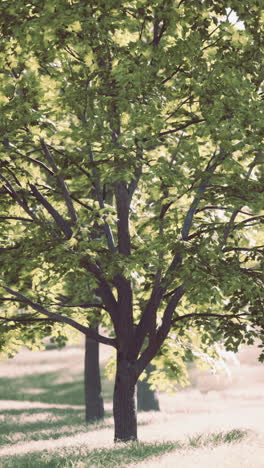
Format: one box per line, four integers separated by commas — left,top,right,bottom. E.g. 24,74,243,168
233,215,264,229
88,148,116,252
162,150,226,287
181,149,225,240
223,246,264,254
0,315,54,323
0,174,37,222
0,216,33,222
2,139,54,176
29,183,73,239
136,285,184,376
222,154,260,246
171,311,248,325
133,285,165,358
127,148,143,204
80,257,119,327
40,139,78,225
2,287,117,347
25,154,54,176
158,118,205,137
70,195,93,212
196,206,253,216
161,65,183,85
53,301,109,311
156,285,184,343
115,181,131,256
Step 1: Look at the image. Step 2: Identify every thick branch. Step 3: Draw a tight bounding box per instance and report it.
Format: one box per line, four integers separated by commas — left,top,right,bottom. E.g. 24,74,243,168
2,287,116,347
114,274,134,347
113,181,134,345
80,257,119,327
152,18,167,47
136,286,184,376
115,181,131,256
133,285,165,358
156,285,184,344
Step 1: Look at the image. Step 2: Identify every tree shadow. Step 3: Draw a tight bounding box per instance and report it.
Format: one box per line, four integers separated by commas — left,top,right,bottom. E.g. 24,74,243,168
0,367,113,447
0,365,113,405
0,406,112,446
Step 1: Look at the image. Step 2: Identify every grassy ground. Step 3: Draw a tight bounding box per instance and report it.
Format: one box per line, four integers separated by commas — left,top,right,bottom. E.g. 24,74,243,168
0,343,263,467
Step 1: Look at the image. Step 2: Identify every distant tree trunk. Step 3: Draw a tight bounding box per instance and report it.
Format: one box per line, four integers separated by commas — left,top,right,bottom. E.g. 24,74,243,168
84,331,104,422
137,363,160,412
113,354,137,441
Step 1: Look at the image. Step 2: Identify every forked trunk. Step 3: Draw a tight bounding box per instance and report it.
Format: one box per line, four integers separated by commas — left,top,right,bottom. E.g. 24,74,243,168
113,355,137,442
84,333,104,422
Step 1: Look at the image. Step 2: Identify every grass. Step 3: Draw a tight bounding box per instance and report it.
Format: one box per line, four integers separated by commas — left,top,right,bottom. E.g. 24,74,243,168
0,430,248,468
0,345,263,467
0,407,110,447
187,428,248,448
0,369,113,406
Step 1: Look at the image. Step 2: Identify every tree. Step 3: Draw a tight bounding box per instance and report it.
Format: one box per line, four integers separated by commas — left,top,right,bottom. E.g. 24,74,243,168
0,0,263,442
137,363,160,412
85,332,104,422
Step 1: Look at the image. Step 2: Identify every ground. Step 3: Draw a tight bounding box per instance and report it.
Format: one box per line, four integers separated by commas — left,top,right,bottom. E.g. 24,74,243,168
0,342,263,467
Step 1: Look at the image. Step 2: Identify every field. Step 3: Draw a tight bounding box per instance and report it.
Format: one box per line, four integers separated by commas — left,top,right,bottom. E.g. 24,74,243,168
0,343,263,467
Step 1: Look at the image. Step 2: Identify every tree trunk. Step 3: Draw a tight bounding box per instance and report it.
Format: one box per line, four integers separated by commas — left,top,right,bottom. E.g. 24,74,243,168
113,354,137,442
84,332,104,422
137,363,160,412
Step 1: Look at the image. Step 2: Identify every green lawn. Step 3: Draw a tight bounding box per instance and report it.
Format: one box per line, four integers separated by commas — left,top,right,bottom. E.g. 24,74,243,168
0,346,262,467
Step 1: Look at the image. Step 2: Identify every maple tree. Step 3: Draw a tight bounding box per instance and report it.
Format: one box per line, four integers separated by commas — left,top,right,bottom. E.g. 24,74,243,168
0,0,263,441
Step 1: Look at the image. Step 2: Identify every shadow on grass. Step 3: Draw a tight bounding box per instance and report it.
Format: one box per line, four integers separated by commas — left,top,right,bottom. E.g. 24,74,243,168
0,365,150,448
0,408,148,446
0,430,248,468
0,366,113,447
0,368,113,406
0,406,112,447
0,407,112,443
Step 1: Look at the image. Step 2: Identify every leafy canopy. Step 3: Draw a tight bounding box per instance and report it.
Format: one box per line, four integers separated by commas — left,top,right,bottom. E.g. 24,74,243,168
0,0,263,371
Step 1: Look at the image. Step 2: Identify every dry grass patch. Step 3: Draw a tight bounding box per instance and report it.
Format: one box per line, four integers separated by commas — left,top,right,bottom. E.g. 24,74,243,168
0,429,249,468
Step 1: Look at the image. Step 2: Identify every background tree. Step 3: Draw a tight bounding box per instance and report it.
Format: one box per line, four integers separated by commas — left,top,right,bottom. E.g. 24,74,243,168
0,0,263,442
137,363,160,412
84,332,104,422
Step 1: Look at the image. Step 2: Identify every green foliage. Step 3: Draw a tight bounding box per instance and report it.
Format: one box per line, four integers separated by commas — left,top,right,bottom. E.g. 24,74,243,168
0,0,263,381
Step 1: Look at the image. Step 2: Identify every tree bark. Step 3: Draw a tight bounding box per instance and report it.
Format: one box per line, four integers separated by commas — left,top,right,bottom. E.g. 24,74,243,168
84,333,104,422
137,363,160,412
113,354,137,442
